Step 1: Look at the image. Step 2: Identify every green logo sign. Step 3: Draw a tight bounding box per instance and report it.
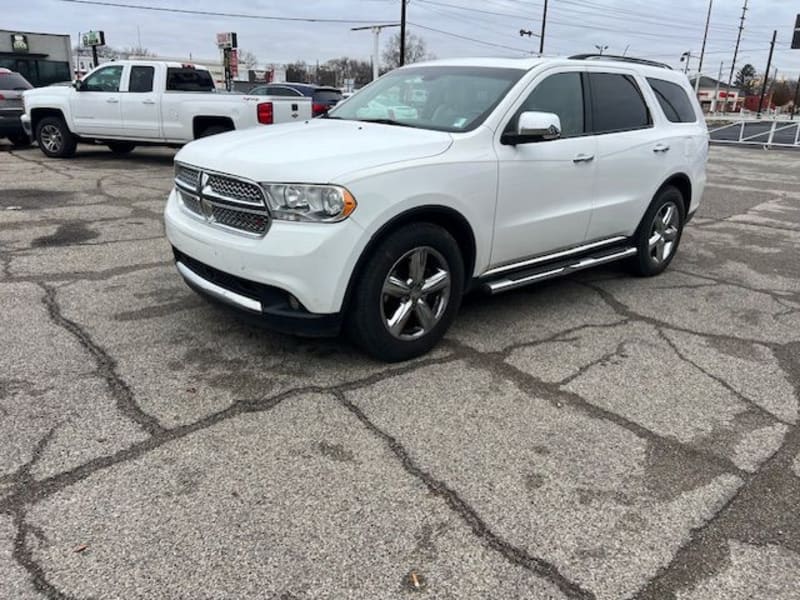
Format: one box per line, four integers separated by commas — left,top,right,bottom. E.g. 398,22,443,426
11,34,29,53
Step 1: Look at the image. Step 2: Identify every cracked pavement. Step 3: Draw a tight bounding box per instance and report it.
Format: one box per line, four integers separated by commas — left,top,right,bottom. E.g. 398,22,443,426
1,141,799,599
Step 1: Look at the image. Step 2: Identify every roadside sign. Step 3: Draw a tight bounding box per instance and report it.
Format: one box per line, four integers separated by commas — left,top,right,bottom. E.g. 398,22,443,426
229,48,239,77
82,30,105,47
216,32,238,49
793,14,800,49
10,34,29,53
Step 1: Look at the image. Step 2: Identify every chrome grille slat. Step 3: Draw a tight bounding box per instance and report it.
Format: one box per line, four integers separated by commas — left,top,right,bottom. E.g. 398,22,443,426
173,165,270,237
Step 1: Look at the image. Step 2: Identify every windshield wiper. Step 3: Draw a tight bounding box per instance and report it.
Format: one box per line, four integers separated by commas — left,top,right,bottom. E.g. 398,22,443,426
358,118,415,128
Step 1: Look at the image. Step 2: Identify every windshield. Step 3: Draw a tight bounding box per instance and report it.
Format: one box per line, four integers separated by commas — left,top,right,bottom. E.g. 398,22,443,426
328,66,525,132
0,72,33,91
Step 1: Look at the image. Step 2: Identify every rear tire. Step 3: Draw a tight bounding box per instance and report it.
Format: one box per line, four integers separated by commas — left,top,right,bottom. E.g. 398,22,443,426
346,223,464,362
198,125,232,138
8,134,32,147
629,185,686,277
107,142,136,155
35,116,77,158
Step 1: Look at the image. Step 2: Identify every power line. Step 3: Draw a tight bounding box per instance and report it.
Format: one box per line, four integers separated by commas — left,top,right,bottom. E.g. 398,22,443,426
407,22,531,54
55,0,383,24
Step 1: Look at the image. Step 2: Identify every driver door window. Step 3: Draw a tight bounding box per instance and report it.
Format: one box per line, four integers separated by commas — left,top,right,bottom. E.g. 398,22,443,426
507,72,585,137
83,65,123,92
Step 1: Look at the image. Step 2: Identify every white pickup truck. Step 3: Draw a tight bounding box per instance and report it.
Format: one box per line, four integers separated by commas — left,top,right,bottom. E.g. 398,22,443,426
21,60,312,158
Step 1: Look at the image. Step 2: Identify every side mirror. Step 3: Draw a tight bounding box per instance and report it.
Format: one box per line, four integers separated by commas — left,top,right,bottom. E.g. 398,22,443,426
502,111,562,145
73,80,85,91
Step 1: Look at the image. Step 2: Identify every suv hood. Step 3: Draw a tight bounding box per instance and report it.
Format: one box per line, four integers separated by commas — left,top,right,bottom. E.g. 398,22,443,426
175,119,453,183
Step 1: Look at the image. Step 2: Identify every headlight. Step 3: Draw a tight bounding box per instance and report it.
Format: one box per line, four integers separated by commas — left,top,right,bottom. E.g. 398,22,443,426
261,183,356,222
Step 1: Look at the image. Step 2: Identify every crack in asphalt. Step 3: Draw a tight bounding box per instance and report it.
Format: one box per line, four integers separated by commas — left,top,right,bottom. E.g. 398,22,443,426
335,389,596,600
39,282,166,437
6,260,172,284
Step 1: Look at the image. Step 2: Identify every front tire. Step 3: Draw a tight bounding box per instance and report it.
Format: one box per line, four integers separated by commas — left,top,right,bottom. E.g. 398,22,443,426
347,223,465,362
630,186,685,276
107,142,136,155
35,116,77,158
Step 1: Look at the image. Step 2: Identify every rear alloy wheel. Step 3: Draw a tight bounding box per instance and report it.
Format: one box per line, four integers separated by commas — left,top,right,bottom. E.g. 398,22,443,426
347,223,464,362
107,142,136,155
35,116,77,158
630,186,685,276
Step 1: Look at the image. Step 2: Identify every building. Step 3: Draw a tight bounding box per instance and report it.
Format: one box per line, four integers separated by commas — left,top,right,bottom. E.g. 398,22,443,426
689,75,742,113
0,30,72,86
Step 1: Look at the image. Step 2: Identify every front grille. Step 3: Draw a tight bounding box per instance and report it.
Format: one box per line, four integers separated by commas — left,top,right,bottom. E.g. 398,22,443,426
212,205,269,234
207,174,264,205
174,165,270,237
175,164,200,189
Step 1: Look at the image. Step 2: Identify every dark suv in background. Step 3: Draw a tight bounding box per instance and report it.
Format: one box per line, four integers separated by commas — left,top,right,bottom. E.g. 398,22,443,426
249,83,342,117
0,68,33,147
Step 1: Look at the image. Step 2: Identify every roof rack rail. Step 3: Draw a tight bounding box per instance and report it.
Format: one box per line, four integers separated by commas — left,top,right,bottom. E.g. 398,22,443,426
568,54,672,70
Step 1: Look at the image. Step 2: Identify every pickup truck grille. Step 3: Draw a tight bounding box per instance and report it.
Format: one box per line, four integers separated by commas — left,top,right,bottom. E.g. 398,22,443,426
174,163,270,236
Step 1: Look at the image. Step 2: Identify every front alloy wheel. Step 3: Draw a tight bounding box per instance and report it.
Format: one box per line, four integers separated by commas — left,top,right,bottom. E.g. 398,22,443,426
347,223,464,362
381,247,452,340
39,124,64,154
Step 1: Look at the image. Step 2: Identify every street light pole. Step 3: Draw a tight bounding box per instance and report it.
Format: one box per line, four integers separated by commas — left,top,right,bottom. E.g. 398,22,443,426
711,61,723,113
351,23,401,80
594,45,607,55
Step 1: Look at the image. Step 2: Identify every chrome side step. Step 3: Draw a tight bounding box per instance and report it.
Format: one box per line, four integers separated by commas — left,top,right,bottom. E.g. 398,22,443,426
482,246,637,294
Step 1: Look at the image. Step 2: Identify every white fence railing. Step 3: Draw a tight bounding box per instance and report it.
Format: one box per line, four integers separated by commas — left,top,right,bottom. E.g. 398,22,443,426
708,118,800,149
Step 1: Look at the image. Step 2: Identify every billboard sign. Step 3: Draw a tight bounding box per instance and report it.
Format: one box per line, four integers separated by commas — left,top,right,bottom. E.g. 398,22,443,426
216,32,238,49
11,34,29,53
82,30,106,47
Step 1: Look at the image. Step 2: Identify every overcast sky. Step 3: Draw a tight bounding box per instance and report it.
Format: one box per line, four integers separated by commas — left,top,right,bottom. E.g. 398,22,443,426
6,0,800,78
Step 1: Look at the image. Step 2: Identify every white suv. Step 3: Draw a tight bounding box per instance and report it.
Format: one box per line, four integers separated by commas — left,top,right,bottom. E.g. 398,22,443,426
165,55,708,361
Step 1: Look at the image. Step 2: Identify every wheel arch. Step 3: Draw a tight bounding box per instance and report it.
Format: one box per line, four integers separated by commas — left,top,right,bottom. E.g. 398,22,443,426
658,172,692,218
341,205,477,312
193,116,235,139
30,108,69,138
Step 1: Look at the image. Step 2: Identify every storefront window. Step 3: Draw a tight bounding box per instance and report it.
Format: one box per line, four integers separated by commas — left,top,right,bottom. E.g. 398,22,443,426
0,58,70,87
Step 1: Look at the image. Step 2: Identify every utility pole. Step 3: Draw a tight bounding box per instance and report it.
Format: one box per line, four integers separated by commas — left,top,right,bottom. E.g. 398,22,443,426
711,61,723,113
351,23,400,81
757,30,777,117
399,0,407,67
696,0,713,93
792,78,800,120
681,51,692,74
539,0,548,55
727,0,748,99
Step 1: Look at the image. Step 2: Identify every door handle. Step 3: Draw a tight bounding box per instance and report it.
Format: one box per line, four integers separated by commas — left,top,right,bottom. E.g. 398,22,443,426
142,99,156,105
106,98,119,103
653,144,670,153
573,153,594,163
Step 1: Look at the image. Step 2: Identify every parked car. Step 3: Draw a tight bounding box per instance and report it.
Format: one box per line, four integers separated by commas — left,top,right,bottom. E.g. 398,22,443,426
165,55,708,361
20,61,312,158
0,68,33,147
249,83,342,117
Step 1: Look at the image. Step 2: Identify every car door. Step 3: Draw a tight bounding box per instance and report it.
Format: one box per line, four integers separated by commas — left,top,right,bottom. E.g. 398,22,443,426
492,69,597,266
70,64,125,136
121,65,161,139
584,70,669,239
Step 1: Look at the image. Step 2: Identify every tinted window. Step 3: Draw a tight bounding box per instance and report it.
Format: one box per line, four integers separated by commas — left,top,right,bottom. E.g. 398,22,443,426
83,65,123,92
166,68,214,92
265,86,303,97
647,78,696,123
513,72,584,137
589,73,651,133
314,89,343,104
129,66,154,93
0,72,33,90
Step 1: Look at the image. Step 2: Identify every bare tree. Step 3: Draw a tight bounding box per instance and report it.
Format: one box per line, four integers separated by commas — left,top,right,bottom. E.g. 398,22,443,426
382,32,431,70
771,80,796,107
238,50,259,70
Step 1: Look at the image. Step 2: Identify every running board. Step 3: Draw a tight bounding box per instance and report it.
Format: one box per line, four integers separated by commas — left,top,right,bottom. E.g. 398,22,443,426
482,246,637,294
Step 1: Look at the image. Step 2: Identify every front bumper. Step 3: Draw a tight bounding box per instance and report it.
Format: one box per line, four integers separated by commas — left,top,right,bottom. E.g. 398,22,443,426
20,113,32,137
165,188,367,327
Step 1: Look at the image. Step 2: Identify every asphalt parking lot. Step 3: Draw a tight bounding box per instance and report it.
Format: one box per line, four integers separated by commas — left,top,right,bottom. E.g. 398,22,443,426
1,141,799,600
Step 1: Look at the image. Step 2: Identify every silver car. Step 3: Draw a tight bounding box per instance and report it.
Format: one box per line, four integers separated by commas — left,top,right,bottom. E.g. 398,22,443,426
0,68,33,147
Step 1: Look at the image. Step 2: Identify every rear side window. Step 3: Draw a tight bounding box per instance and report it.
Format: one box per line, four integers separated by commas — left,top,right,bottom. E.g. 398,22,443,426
313,89,343,104
589,73,651,134
647,78,696,123
166,68,215,92
129,66,154,93
264,86,303,97
513,72,585,137
0,72,33,90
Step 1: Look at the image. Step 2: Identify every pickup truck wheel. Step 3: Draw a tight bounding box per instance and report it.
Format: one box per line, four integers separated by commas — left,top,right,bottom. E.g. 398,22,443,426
630,186,685,276
107,142,136,155
8,134,32,147
35,117,77,158
347,223,464,362
198,125,232,138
